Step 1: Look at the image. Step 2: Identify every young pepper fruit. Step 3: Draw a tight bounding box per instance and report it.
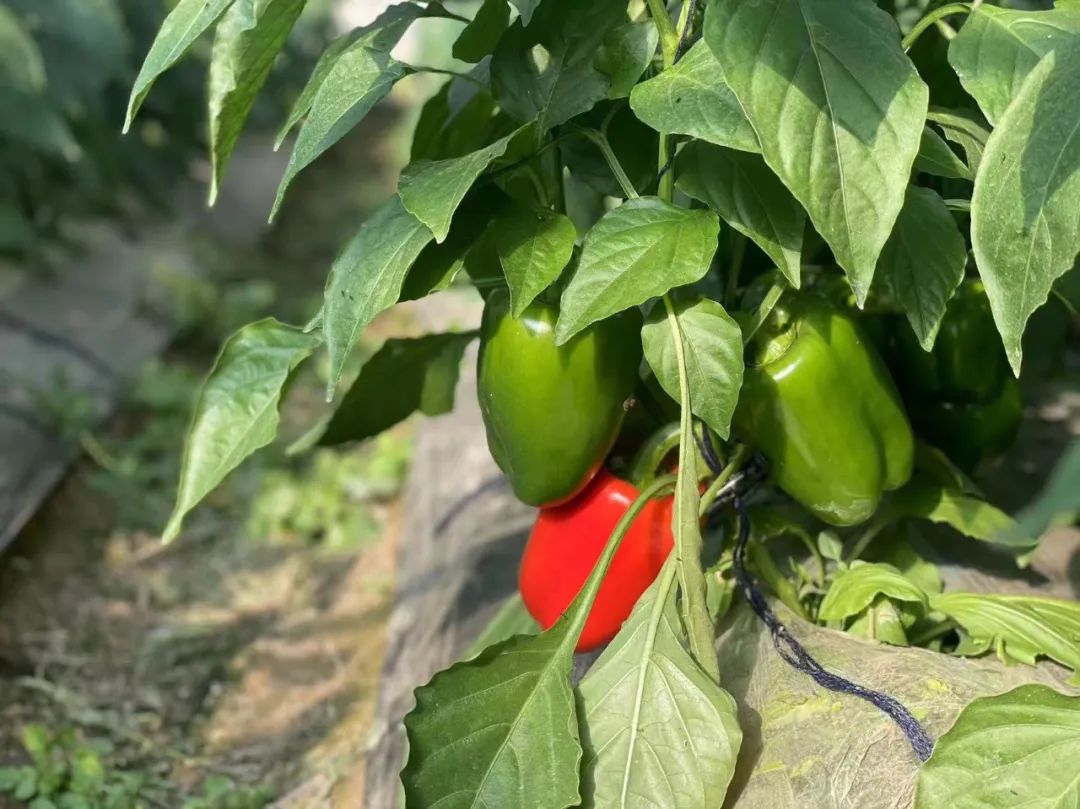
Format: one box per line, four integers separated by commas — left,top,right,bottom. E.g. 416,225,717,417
734,294,915,526
894,280,1021,471
477,288,642,506
518,469,673,652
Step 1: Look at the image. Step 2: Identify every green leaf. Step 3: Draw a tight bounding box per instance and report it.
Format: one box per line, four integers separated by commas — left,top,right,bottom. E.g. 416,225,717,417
930,593,1080,681
1014,441,1080,540
125,0,236,130
846,596,910,646
947,4,1080,126
926,107,990,175
970,42,1080,375
510,0,540,26
578,568,742,808
818,562,928,621
676,141,805,288
208,0,306,203
276,3,421,148
596,21,658,99
493,204,576,316
453,0,509,62
560,103,658,198
641,297,744,441
491,0,626,132
0,87,81,160
705,0,929,303
409,71,504,162
629,40,758,152
915,126,972,181
398,128,523,243
324,196,434,395
271,36,405,219
875,186,967,351
555,198,719,344
0,6,45,92
465,594,540,660
163,319,320,542
317,332,477,446
891,480,1039,550
916,685,1080,809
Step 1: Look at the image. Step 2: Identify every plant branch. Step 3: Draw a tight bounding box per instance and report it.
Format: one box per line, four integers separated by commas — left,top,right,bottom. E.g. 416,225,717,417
901,3,972,52
724,234,746,308
645,0,680,66
741,278,786,345
699,445,750,517
576,127,639,200
401,64,487,87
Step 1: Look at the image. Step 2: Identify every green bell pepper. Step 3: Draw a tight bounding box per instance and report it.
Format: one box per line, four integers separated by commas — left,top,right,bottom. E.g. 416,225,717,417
477,288,642,506
735,295,915,526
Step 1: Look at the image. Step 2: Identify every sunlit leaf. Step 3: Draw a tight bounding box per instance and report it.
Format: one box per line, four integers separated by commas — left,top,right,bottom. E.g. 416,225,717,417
493,204,577,316
892,480,1039,550
818,562,928,621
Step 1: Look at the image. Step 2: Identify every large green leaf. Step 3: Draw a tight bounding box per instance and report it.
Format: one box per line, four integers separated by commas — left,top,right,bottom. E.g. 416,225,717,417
491,0,626,133
208,0,305,203
453,0,509,62
276,3,421,147
597,21,658,99
947,4,1080,126
930,593,1080,683
493,204,577,317
163,319,320,543
916,685,1080,809
892,480,1039,550
317,332,477,446
323,196,434,396
818,562,928,621
398,128,523,243
704,0,929,302
676,141,805,287
914,126,972,181
875,186,967,351
628,40,758,152
271,33,406,218
125,0,236,129
578,569,742,808
555,198,719,344
970,43,1080,375
641,298,744,441
0,6,45,92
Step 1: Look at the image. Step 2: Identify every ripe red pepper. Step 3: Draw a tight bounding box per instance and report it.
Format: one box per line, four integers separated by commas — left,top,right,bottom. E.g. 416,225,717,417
518,469,674,652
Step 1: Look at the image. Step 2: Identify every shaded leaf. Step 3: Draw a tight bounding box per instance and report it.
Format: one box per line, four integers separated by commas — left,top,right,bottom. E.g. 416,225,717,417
597,21,658,99
510,0,540,26
875,186,967,350
1014,441,1080,540
629,40,758,152
818,562,928,621
163,319,320,542
493,204,577,316
970,42,1080,375
926,107,990,175
324,196,434,395
209,0,306,203
676,141,805,287
892,480,1039,550
641,297,744,441
915,126,972,180
916,685,1080,809
555,198,719,344
465,594,540,660
705,0,929,302
410,69,505,162
453,0,509,63
0,6,45,91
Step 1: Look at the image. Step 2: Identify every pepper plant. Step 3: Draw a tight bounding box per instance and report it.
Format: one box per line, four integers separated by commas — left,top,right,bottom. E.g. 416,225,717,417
128,0,1080,805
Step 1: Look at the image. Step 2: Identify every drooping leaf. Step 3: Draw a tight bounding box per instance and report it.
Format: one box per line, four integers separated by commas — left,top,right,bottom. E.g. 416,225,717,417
892,480,1039,550
0,6,45,92
629,40,758,152
578,570,742,808
271,35,406,218
597,21,658,99
1013,441,1080,540
493,204,577,316
926,107,990,175
676,141,805,287
317,331,477,447
398,127,524,243
641,297,744,441
555,198,719,344
464,594,540,660
947,4,1080,125
818,562,928,621
453,0,509,63
915,685,1080,809
915,126,972,181
323,196,434,396
276,3,421,147
208,0,306,203
930,593,1080,681
125,0,236,130
704,0,929,302
875,186,967,350
970,42,1080,375
163,319,320,543
491,0,626,133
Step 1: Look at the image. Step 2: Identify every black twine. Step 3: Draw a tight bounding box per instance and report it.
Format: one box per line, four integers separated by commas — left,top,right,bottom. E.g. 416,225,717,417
729,495,935,761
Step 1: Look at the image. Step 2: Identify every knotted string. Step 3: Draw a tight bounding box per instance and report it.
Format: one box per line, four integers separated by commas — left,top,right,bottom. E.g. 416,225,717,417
727,489,935,761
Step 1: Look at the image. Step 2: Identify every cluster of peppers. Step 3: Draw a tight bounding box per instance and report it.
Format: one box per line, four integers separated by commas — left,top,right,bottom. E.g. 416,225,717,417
477,280,1020,652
